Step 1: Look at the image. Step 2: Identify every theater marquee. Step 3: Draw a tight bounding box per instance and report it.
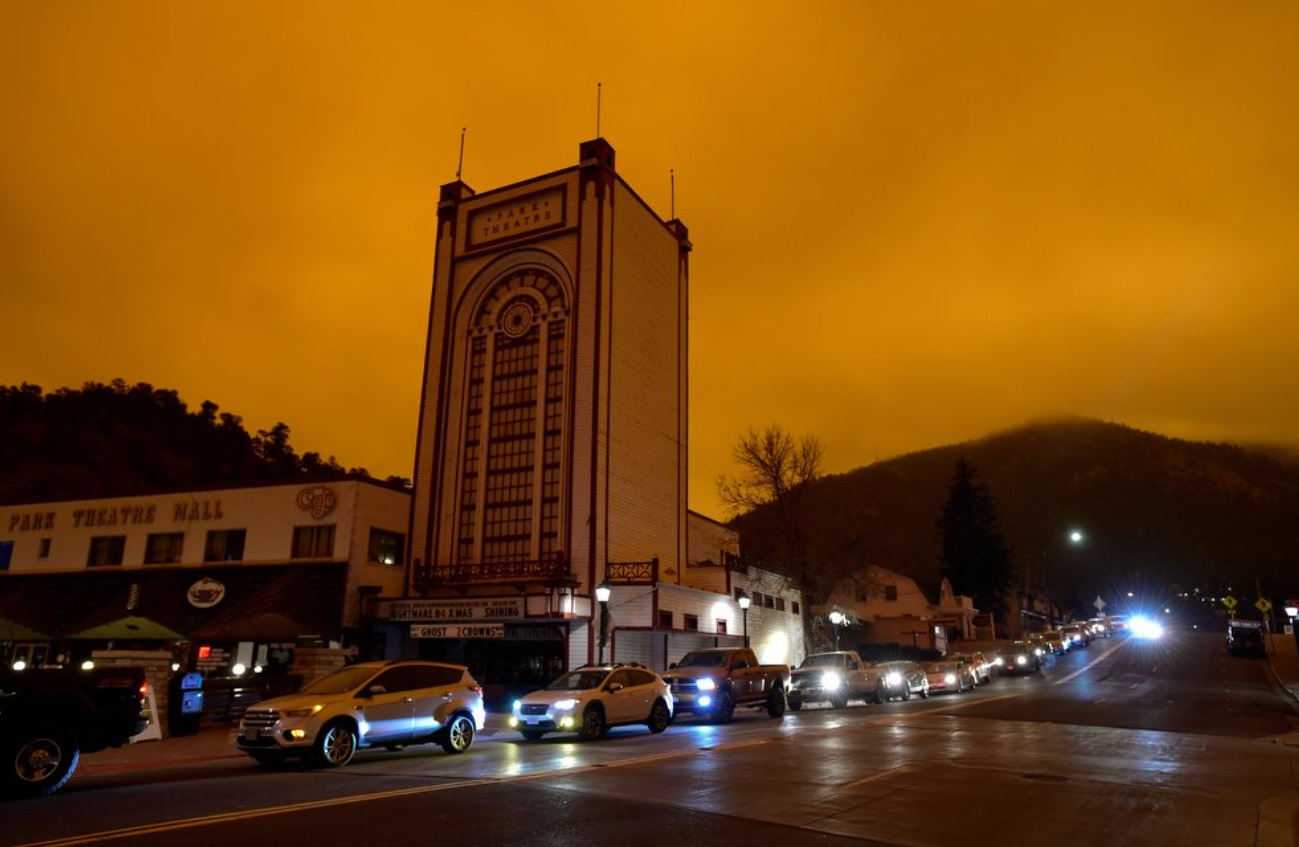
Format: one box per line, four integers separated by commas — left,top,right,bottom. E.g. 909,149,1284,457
388,598,523,622
410,623,505,639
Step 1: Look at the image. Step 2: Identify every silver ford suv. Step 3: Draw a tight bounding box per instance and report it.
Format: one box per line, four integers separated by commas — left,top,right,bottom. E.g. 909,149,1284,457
237,660,486,767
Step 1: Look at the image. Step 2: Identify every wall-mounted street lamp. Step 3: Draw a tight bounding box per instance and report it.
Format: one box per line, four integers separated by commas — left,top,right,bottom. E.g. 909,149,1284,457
829,609,844,651
737,590,751,647
596,581,612,665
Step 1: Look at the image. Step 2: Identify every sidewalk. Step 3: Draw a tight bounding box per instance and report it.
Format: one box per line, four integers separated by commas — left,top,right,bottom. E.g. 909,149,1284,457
78,710,517,776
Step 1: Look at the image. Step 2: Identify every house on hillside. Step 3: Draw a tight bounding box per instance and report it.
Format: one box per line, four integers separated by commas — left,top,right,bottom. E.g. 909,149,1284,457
815,564,979,656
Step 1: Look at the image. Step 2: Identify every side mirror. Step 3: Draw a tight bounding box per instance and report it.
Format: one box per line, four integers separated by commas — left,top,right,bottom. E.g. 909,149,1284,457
607,683,624,693
668,662,677,669
361,684,387,698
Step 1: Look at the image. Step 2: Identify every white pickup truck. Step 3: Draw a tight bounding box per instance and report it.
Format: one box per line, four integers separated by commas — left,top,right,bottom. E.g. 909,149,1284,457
788,650,888,709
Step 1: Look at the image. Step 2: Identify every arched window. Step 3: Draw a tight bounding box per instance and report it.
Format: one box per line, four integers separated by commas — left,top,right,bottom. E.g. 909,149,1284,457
457,269,568,564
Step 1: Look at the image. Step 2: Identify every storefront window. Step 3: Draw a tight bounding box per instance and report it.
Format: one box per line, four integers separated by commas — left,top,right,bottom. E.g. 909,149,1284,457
291,524,335,558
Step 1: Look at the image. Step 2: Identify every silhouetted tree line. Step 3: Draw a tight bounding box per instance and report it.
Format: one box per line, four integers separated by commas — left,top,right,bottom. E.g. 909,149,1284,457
0,380,408,504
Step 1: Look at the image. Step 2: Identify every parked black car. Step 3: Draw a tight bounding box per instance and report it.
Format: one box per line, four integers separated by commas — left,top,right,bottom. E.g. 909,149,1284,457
1226,621,1266,657
998,642,1043,675
0,666,149,798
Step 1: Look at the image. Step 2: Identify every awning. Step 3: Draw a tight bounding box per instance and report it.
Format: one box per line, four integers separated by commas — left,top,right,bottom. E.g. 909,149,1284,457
66,615,186,641
0,563,347,643
0,617,48,641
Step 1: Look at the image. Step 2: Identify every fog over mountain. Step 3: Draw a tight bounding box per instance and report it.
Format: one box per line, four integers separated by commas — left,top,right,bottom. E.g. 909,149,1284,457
738,418,1299,619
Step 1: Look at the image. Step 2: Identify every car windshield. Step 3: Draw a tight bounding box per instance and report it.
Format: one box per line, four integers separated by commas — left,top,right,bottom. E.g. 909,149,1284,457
300,665,382,695
926,662,956,672
545,670,610,691
676,652,728,668
800,655,846,669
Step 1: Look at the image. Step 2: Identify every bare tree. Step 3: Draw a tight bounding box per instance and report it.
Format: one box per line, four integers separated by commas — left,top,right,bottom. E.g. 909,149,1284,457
717,423,824,579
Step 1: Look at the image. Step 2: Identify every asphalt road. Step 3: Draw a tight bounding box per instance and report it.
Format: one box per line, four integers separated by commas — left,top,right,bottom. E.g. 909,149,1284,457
6,631,1299,847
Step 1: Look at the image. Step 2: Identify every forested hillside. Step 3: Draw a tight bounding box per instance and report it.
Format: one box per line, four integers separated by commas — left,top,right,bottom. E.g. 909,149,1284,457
736,419,1299,617
0,381,404,504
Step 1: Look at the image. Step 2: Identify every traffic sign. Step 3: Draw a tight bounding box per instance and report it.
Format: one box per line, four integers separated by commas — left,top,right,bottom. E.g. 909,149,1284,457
1256,598,1273,614
1094,595,1106,611
1223,596,1238,610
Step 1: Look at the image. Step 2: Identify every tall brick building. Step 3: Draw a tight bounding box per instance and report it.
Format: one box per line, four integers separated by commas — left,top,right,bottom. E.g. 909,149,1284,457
386,138,697,689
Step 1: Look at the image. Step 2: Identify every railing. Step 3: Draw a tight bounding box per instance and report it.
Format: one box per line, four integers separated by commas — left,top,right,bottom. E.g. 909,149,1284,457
606,557,659,584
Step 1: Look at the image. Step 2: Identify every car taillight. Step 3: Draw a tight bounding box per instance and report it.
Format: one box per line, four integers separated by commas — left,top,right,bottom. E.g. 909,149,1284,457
469,685,482,695
139,681,149,703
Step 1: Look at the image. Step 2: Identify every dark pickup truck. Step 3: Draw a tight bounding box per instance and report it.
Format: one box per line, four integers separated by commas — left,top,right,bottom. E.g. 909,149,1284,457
0,666,149,798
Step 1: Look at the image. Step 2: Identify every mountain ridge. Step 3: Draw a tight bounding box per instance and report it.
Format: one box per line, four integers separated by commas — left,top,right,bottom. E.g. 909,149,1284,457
741,417,1299,618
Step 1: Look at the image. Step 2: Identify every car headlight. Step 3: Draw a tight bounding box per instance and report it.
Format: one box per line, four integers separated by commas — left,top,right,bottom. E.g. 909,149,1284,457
885,672,902,686
280,705,323,718
943,673,956,684
553,698,579,711
696,678,716,692
1016,655,1027,666
823,671,842,690
512,699,523,714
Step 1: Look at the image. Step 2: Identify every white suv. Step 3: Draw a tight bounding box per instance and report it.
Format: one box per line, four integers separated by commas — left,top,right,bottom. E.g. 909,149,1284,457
510,663,673,741
238,660,486,767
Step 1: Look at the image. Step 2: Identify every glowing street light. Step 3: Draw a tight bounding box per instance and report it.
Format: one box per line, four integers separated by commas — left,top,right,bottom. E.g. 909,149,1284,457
737,590,751,647
596,581,612,664
829,609,844,651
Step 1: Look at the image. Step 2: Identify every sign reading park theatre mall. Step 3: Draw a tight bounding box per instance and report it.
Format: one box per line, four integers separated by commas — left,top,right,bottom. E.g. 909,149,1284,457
389,597,522,639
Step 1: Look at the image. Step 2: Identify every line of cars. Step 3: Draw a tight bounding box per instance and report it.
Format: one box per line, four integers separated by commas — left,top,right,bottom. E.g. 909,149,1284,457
232,645,981,769
229,637,1047,771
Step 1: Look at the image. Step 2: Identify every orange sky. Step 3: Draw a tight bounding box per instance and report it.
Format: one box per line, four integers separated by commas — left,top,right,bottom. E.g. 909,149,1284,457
3,2,1298,519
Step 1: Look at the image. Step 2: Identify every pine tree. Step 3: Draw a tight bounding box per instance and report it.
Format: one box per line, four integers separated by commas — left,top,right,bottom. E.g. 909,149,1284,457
937,457,1014,621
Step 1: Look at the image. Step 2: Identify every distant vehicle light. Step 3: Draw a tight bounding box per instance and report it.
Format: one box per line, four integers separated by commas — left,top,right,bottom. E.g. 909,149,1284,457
823,671,842,691
1130,616,1164,639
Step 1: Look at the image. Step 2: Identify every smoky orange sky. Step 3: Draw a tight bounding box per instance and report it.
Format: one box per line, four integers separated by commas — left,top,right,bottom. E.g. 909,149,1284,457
3,2,1298,520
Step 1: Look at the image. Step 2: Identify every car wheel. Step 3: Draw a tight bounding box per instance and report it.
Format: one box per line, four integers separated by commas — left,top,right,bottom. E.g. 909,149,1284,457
829,692,849,710
521,730,546,741
711,690,735,724
789,698,803,712
313,720,357,768
920,684,929,699
873,682,886,704
3,724,80,798
647,699,671,734
440,714,475,754
766,685,788,719
902,684,912,701
579,705,608,740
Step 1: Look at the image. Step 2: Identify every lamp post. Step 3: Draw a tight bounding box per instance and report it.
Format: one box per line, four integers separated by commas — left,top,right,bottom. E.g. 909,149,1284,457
737,590,751,647
1041,528,1084,626
829,609,844,651
596,581,612,665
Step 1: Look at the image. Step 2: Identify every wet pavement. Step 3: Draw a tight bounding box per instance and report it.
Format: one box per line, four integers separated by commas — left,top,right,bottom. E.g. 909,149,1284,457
80,628,1299,776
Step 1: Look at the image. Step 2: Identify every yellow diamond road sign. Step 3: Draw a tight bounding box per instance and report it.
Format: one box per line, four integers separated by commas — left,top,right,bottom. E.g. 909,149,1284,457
1223,596,1238,609
1256,598,1273,614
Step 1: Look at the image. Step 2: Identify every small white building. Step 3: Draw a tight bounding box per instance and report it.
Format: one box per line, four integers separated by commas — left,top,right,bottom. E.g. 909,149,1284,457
599,512,805,671
818,564,978,655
